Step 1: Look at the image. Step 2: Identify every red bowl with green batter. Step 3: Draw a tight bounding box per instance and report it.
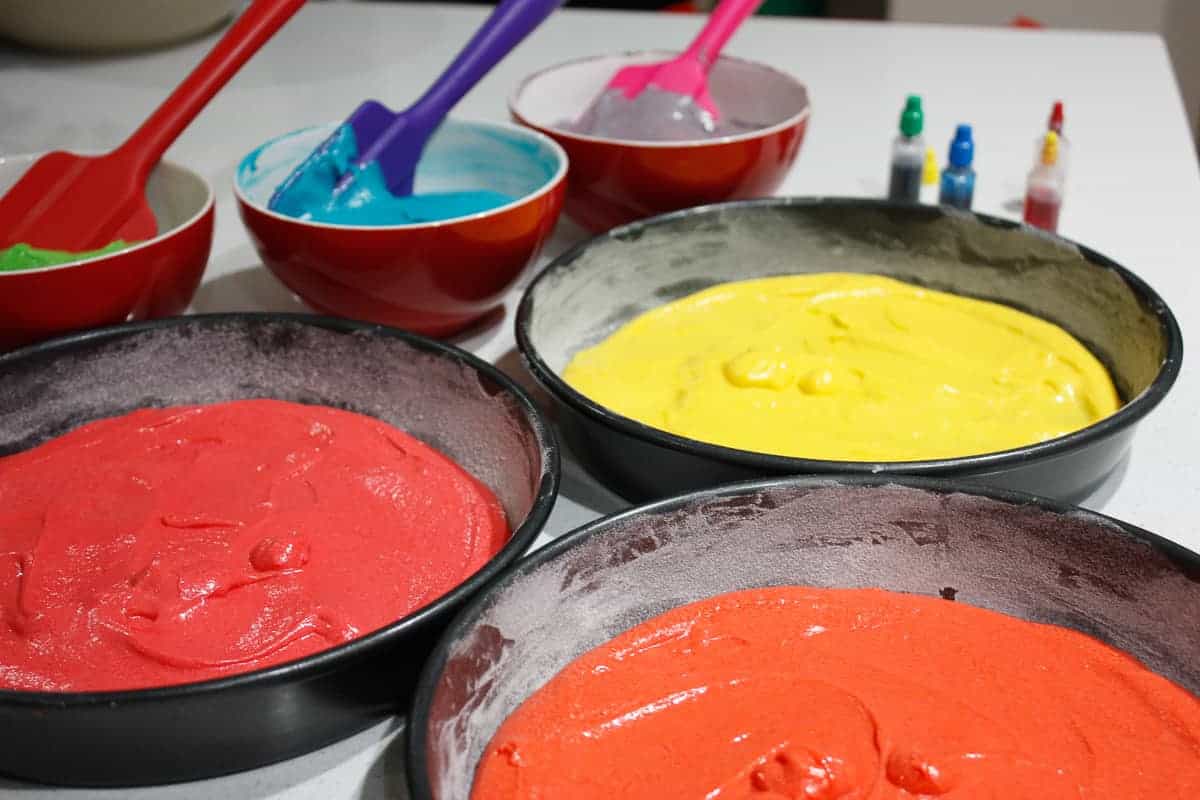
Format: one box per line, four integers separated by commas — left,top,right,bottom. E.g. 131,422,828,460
0,152,213,351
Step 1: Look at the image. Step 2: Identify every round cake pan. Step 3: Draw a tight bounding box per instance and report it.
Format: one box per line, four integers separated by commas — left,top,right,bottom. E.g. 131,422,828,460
0,313,559,786
408,475,1200,799
516,198,1183,503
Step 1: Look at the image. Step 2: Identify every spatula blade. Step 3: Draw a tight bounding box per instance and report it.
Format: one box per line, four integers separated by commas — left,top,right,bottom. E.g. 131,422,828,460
268,99,400,215
571,86,718,140
0,152,157,251
345,99,397,156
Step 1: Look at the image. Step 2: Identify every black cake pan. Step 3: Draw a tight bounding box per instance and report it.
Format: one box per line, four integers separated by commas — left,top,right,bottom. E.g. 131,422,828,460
516,198,1182,502
0,313,559,786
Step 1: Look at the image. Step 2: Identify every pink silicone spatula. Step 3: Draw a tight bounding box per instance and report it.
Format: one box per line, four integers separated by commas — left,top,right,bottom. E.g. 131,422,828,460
572,0,762,140
0,0,306,252
609,0,761,122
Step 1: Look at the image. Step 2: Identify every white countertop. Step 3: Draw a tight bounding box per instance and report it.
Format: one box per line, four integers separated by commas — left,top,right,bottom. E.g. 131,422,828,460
1,3,1198,797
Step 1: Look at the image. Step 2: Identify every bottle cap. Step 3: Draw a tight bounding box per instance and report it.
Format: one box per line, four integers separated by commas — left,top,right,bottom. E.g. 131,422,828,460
1040,130,1060,166
922,147,938,185
948,124,974,167
899,95,923,137
1048,101,1064,134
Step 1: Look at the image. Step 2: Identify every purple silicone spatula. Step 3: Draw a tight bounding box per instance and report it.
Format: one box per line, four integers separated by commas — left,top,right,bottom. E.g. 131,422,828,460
270,0,562,213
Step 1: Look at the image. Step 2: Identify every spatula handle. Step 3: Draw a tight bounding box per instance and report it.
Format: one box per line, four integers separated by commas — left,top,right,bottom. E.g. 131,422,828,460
116,0,306,175
407,0,565,130
683,0,763,71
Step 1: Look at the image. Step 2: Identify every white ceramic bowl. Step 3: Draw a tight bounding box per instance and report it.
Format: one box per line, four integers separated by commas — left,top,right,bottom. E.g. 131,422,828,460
0,0,236,53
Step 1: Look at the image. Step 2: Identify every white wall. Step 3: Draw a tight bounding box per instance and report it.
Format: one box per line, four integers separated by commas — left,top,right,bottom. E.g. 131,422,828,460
1163,0,1200,132
892,0,1167,30
891,0,1198,135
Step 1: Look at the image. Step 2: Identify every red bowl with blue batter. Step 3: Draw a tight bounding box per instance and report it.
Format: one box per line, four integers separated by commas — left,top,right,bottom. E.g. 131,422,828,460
509,51,810,233
235,119,567,338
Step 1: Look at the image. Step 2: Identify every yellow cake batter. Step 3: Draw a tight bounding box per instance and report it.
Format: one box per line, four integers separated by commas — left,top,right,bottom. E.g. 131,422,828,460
562,273,1120,461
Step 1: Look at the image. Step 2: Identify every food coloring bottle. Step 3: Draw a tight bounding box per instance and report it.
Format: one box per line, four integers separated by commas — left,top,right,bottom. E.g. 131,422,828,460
938,124,976,209
921,146,939,202
1034,100,1069,174
1024,130,1064,232
1048,100,1064,134
887,95,925,203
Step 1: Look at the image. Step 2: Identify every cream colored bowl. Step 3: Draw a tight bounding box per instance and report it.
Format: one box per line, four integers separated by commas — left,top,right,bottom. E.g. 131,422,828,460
0,0,236,53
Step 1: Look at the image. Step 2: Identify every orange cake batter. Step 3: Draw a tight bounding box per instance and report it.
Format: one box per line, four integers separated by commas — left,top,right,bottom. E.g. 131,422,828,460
472,586,1200,798
0,399,508,692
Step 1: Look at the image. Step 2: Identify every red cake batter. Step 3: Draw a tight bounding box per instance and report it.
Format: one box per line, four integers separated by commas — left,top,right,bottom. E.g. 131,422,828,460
473,587,1200,799
0,400,508,692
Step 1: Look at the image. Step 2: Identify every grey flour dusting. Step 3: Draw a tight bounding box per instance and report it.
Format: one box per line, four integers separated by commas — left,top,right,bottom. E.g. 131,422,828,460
0,319,549,527
527,204,1168,404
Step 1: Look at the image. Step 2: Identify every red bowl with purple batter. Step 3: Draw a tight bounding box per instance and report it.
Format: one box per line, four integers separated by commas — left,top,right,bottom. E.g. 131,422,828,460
0,152,213,351
235,119,567,338
509,51,810,233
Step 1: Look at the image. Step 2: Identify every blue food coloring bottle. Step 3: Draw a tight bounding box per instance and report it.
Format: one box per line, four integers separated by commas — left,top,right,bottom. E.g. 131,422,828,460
938,124,975,209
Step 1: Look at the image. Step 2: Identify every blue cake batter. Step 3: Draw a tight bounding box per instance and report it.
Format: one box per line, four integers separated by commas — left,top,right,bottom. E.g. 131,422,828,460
267,124,513,226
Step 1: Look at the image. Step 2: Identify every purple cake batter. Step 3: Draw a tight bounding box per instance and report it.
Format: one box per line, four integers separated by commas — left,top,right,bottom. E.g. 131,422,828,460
561,86,762,141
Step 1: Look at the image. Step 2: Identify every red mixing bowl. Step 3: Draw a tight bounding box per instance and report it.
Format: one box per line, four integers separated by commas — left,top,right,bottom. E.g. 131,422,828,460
0,154,213,351
235,119,567,338
510,51,810,232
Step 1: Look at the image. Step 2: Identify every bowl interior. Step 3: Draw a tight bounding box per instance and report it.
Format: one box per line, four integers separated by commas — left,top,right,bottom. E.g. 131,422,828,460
524,202,1169,411
0,316,549,544
418,479,1200,799
236,120,565,221
512,51,810,142
0,154,211,252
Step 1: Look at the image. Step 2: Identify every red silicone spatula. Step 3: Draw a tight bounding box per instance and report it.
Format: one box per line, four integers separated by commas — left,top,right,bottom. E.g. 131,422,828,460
0,0,306,252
